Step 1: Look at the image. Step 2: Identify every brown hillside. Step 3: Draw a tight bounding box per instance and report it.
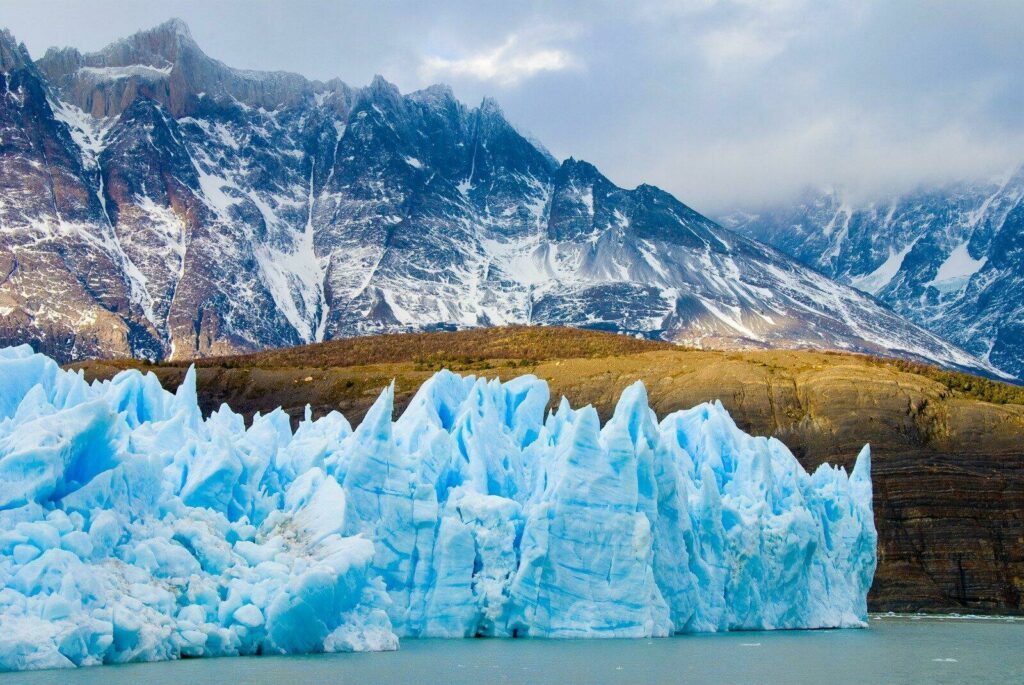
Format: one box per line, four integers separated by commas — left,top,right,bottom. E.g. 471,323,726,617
71,325,1024,615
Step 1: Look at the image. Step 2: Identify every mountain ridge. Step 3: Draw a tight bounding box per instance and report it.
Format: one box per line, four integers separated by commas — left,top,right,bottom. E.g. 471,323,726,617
0,19,1003,378
724,167,1024,379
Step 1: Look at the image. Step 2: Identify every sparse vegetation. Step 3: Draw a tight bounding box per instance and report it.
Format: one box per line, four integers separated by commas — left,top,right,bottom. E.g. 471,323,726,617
68,326,1023,434
157,326,674,371
877,358,1024,405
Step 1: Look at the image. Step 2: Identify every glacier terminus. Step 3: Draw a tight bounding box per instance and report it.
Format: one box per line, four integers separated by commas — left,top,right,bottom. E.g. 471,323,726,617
0,345,876,671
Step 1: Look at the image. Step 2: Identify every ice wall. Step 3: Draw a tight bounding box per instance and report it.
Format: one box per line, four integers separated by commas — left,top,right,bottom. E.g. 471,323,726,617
0,346,876,671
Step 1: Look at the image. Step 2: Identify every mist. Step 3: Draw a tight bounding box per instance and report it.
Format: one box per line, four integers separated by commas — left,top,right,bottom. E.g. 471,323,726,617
6,0,1022,214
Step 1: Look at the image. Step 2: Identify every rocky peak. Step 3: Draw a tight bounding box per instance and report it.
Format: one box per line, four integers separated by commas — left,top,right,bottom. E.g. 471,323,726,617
100,17,200,68
408,83,459,113
314,77,356,114
357,74,404,111
478,96,503,116
0,28,31,72
36,46,84,80
156,17,193,40
36,18,319,117
471,96,518,137
470,96,512,132
629,183,719,246
464,96,556,180
545,158,609,241
116,94,174,129
556,157,602,184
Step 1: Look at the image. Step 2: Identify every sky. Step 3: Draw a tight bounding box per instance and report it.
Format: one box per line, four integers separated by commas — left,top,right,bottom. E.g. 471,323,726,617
3,0,1023,214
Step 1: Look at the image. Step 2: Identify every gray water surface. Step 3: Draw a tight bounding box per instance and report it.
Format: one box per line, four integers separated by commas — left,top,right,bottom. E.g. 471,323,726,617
3,616,1022,685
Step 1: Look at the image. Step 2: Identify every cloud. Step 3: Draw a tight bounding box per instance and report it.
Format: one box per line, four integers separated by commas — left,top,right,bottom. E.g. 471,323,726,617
663,0,839,71
3,1,1022,212
698,24,790,70
419,33,580,87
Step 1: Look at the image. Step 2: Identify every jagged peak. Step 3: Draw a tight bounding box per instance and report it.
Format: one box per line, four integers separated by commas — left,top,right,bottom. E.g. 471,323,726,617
121,93,166,114
479,96,503,117
0,28,17,51
320,77,353,95
557,157,601,181
95,17,202,69
408,83,456,108
352,74,407,117
355,74,402,107
472,96,515,132
311,78,355,112
156,17,194,40
423,83,454,98
0,28,32,72
40,45,82,61
124,17,197,49
368,74,400,96
633,182,677,202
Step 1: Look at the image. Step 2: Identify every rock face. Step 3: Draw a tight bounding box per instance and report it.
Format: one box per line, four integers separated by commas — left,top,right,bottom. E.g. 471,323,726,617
723,170,1024,379
0,29,161,361
0,21,999,377
74,327,1024,614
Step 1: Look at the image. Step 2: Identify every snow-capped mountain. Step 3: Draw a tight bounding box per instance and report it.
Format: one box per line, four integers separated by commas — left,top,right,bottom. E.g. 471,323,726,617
0,20,1000,376
723,170,1024,379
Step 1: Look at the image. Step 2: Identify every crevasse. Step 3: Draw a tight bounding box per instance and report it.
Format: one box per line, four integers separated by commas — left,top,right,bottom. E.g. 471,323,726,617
0,345,876,671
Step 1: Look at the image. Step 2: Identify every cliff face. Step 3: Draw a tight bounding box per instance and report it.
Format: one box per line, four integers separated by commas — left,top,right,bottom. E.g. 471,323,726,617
0,30,160,361
71,326,1024,614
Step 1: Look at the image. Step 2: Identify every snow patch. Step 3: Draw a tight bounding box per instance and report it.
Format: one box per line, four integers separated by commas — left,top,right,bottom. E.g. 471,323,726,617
928,242,987,294
196,169,242,217
581,185,594,218
255,163,328,343
78,64,173,81
850,240,918,295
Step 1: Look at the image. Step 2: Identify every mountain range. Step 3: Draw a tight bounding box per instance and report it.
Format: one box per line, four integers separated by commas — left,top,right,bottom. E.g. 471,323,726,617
0,19,1002,378
724,169,1024,379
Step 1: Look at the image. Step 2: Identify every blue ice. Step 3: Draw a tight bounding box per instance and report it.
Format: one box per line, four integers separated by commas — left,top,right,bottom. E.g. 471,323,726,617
0,347,876,671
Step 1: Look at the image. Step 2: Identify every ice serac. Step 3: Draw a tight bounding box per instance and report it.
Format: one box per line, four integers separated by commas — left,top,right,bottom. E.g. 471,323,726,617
0,346,876,671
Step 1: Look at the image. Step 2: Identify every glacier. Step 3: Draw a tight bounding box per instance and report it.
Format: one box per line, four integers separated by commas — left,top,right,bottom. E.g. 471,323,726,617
0,345,877,671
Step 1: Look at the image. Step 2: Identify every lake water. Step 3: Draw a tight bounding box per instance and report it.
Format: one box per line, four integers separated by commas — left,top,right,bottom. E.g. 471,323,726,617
3,616,1022,685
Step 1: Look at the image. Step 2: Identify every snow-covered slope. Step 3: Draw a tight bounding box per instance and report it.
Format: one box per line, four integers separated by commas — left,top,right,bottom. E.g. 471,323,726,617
0,20,999,377
723,169,1024,379
0,345,876,670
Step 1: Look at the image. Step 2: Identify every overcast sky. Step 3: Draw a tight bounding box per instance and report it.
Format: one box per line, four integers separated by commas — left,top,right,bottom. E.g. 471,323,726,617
3,0,1023,214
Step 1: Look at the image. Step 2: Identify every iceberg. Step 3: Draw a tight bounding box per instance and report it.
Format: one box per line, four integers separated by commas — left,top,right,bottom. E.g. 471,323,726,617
0,345,876,671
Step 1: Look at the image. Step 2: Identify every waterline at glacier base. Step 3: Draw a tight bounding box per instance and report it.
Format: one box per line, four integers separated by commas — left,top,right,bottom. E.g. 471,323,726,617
0,345,876,671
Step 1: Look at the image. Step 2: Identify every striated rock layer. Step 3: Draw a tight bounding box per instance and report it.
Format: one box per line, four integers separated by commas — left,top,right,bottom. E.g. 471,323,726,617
0,345,876,671
73,327,1024,614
